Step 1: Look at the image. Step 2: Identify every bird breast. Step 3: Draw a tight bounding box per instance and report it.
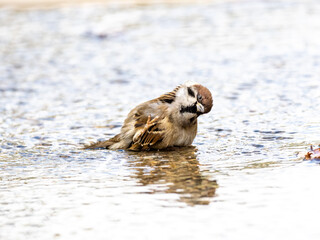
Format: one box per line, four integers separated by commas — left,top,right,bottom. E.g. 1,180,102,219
169,123,197,147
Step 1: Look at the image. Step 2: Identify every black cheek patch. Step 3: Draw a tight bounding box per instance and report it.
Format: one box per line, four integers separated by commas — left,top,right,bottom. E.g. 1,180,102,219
180,104,197,114
187,87,195,97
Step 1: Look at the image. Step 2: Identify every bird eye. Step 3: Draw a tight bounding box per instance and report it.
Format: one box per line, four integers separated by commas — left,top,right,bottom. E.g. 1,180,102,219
197,94,203,101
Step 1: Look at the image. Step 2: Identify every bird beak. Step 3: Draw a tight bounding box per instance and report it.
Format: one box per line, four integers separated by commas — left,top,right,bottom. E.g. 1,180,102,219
196,102,204,113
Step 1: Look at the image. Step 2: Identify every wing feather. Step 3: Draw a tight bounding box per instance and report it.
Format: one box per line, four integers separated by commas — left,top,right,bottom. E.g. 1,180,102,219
158,85,181,104
129,117,164,151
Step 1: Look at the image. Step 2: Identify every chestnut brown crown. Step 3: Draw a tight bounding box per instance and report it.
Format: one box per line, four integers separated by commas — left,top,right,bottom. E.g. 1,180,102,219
194,84,213,114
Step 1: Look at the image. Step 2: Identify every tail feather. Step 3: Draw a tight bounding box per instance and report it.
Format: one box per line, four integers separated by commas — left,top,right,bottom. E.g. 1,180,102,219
84,140,113,149
84,135,121,149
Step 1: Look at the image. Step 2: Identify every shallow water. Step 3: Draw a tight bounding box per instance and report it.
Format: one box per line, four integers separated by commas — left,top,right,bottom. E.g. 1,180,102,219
1,0,320,239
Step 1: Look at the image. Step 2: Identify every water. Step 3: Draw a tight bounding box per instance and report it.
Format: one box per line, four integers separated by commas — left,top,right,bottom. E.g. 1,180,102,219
1,0,320,239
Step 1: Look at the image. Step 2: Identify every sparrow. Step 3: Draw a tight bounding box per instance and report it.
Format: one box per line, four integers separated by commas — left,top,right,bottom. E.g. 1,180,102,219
85,81,213,151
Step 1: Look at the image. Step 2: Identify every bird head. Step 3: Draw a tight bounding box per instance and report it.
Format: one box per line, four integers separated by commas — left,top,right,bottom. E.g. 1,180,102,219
176,81,213,117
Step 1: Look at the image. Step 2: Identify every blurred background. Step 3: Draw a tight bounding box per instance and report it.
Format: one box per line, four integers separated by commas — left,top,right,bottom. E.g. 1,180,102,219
0,0,230,8
1,0,320,240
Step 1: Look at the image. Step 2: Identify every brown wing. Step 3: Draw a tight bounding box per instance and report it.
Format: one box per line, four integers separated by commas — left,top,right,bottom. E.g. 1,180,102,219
157,85,181,104
129,115,164,151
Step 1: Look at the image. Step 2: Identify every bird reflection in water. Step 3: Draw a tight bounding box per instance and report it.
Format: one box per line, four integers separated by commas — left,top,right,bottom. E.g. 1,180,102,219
126,146,218,206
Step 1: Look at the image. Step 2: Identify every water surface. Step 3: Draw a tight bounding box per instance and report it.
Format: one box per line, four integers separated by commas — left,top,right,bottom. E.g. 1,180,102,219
1,0,320,239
